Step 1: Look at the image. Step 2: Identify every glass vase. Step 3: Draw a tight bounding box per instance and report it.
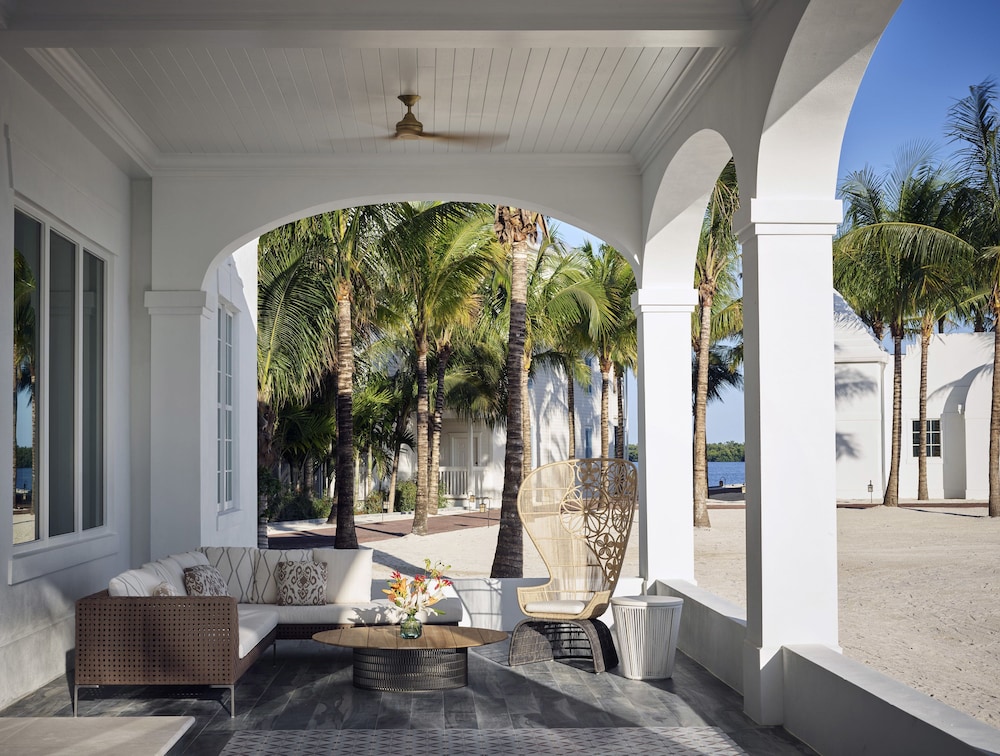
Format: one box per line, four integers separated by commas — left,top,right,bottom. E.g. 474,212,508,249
400,612,422,639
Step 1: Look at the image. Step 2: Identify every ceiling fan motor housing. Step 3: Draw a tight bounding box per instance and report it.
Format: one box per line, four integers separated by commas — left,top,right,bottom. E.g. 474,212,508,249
396,94,424,139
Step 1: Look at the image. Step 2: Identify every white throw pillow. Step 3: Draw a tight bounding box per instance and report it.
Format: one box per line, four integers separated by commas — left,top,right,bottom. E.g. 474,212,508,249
108,567,163,597
151,581,180,597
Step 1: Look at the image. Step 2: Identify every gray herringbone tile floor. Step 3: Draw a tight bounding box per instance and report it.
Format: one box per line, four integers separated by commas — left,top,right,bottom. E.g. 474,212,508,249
0,639,815,755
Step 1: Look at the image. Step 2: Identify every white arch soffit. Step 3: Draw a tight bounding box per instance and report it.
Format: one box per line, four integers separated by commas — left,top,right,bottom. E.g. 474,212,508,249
755,0,903,200
640,129,733,289
145,160,639,292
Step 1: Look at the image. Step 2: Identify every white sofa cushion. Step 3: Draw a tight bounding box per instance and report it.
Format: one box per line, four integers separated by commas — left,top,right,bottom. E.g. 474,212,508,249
312,547,373,603
271,602,398,626
236,605,279,659
108,566,163,597
148,551,210,595
201,546,257,602
254,548,313,604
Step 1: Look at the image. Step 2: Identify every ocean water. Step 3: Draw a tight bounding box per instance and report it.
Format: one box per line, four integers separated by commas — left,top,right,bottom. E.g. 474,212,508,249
707,461,745,487
15,468,32,491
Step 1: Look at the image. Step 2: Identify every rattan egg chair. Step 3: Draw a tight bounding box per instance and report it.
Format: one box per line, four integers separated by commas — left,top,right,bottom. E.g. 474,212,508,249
507,457,637,673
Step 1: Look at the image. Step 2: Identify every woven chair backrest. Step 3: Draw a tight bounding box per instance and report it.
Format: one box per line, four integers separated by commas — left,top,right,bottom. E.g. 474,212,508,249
517,458,638,600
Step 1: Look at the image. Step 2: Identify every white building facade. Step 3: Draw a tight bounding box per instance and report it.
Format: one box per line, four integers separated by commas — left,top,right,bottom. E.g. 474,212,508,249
835,293,995,502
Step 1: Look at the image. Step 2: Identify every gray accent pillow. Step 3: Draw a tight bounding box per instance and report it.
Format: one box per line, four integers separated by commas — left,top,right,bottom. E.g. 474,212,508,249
275,560,328,606
183,564,230,597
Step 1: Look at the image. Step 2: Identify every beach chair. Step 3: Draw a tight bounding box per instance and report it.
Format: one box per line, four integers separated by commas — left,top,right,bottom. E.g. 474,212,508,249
507,458,638,673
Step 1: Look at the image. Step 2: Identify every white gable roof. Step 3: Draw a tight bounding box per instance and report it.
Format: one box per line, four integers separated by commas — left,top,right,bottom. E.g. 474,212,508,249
833,290,889,364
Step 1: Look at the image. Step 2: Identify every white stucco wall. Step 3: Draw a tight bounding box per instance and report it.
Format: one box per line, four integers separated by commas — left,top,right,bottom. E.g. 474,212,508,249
0,58,134,709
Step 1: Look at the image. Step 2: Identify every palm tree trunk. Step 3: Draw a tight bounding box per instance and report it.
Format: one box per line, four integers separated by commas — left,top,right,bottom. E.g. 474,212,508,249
990,310,1000,517
388,454,400,513
522,360,532,472
413,338,431,535
917,322,931,500
693,290,713,527
566,362,576,459
491,238,527,578
883,330,903,507
429,346,452,513
599,361,611,458
615,369,626,459
334,289,358,548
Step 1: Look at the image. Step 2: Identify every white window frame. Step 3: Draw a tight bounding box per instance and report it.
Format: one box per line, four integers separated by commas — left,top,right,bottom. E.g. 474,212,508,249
11,205,113,583
217,305,236,512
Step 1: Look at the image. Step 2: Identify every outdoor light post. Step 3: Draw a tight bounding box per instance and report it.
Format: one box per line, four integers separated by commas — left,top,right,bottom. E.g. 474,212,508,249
867,480,873,505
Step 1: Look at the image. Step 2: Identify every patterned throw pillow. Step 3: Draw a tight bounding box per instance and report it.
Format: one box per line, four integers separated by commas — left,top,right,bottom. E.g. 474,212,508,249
151,581,180,597
183,564,230,597
275,560,328,606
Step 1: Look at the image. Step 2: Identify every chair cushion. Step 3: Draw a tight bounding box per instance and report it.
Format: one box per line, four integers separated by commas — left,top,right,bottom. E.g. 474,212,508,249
237,605,279,659
254,548,313,604
312,547,373,603
275,560,328,606
201,546,257,603
183,564,230,596
523,600,588,615
108,567,163,597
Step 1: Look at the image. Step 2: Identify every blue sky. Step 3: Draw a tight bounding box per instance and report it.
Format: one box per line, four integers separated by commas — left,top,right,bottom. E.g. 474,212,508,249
561,0,1000,444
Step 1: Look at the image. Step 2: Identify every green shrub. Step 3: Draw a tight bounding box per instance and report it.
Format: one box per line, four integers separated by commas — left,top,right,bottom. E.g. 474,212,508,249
270,489,332,522
362,490,384,514
396,481,416,512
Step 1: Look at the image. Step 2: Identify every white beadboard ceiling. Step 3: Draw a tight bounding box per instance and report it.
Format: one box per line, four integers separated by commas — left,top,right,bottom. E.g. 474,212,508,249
0,0,768,173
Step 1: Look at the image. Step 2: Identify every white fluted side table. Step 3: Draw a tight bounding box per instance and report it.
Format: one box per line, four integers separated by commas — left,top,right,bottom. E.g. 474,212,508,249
611,595,684,680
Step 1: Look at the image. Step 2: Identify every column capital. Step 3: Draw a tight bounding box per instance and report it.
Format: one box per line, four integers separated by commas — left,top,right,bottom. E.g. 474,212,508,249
736,197,843,241
144,289,213,318
632,286,698,313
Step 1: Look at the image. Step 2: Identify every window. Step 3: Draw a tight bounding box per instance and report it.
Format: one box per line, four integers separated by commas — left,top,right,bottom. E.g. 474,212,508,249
912,419,941,457
583,426,593,458
13,209,106,545
217,307,235,511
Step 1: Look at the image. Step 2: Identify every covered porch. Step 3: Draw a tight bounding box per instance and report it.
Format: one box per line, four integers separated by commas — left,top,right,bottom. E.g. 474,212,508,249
4,638,811,755
4,2,1000,754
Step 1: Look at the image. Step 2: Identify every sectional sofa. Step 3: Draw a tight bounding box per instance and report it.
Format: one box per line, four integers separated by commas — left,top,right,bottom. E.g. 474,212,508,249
73,545,461,715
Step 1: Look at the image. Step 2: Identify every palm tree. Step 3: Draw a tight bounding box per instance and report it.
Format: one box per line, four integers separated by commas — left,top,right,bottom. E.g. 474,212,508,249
692,159,741,528
378,202,499,535
259,206,394,547
13,247,38,529
835,146,975,507
947,79,1000,517
579,242,636,459
490,206,543,579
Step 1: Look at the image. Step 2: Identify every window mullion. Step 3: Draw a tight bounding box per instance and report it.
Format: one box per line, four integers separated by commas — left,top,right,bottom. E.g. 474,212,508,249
74,244,83,534
37,224,51,542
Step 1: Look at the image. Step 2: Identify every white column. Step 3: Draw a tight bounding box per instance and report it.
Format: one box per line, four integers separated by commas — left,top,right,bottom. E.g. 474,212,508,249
145,289,216,558
739,198,842,725
634,287,698,585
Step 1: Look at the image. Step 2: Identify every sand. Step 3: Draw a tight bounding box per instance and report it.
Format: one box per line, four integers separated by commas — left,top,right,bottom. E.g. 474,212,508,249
365,505,1000,729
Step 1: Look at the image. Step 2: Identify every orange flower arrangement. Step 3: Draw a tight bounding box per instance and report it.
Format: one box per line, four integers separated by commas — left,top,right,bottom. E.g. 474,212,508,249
383,559,452,617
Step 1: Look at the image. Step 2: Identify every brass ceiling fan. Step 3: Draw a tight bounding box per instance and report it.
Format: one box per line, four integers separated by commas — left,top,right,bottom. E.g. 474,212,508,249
389,94,506,146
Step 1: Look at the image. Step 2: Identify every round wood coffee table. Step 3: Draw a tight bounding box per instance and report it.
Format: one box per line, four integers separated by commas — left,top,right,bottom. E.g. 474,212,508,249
313,625,508,692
